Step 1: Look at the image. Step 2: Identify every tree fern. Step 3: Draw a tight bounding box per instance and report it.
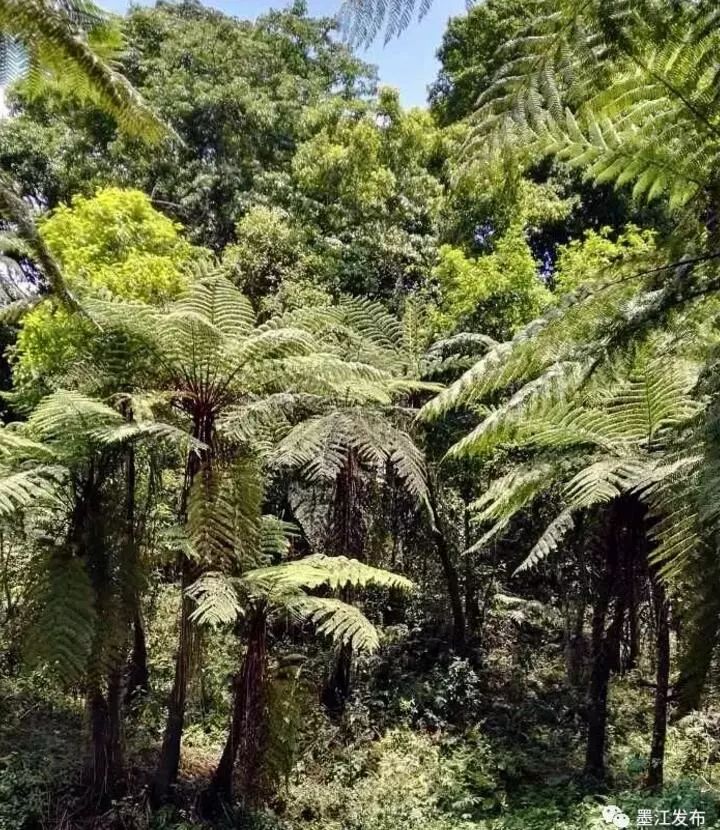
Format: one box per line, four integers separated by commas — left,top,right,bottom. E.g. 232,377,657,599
189,551,413,652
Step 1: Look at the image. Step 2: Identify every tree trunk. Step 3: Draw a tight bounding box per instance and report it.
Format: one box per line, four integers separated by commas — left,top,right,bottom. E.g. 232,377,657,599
107,667,125,796
428,475,465,653
565,602,587,687
125,610,150,703
321,642,353,713
627,580,640,672
463,501,478,635
151,576,195,806
584,507,621,781
200,610,268,816
87,668,124,806
152,413,211,805
322,451,364,711
87,687,111,806
646,574,670,791
584,592,613,780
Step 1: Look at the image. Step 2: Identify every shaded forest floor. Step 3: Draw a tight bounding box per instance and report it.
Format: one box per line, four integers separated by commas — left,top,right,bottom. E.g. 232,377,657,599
3,591,720,829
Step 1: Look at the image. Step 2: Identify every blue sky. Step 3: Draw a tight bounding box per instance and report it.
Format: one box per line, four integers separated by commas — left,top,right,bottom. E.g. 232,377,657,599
101,0,468,107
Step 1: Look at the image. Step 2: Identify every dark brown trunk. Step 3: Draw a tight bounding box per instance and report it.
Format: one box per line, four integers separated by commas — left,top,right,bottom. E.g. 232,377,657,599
321,642,353,713
428,475,465,653
565,602,587,687
584,594,613,779
646,574,670,791
123,434,149,704
107,667,124,790
151,579,195,806
463,501,478,634
584,506,621,781
87,667,123,806
152,412,212,805
322,452,364,710
126,610,150,703
627,575,640,672
201,610,268,815
88,687,111,805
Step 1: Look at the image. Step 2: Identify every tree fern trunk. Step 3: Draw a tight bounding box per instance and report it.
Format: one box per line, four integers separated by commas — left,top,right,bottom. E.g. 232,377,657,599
125,609,150,703
646,573,670,791
565,601,587,687
201,609,268,816
321,642,353,713
151,578,195,806
107,666,124,792
463,499,478,636
87,686,111,806
322,450,364,711
428,474,465,654
584,507,621,781
152,412,211,805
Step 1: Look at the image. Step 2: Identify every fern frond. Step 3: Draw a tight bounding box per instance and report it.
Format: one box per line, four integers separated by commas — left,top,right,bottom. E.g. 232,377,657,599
272,410,429,507
25,549,96,683
338,0,434,46
243,553,413,594
187,571,242,627
0,465,65,516
0,0,170,141
514,508,575,574
283,594,380,653
186,457,263,569
468,463,559,552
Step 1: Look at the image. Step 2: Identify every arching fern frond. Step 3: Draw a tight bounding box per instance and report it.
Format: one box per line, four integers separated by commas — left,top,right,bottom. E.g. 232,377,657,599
243,553,413,594
0,0,170,141
283,594,380,653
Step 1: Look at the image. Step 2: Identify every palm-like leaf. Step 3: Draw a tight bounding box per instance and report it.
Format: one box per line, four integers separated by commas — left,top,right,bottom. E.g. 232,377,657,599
0,0,169,140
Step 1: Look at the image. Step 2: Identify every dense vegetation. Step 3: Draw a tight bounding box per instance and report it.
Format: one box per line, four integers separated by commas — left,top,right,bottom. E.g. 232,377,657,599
2,0,720,828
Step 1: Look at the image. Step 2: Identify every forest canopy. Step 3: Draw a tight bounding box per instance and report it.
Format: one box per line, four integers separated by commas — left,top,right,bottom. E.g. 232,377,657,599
1,1,720,829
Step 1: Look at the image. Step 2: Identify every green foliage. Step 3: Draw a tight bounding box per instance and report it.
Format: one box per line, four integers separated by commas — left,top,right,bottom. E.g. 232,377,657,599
282,727,496,830
429,0,531,126
3,1,720,825
0,0,168,140
223,206,308,308
38,188,197,301
553,226,657,294
10,188,200,402
190,553,413,653
251,88,442,304
1,2,377,249
431,228,552,340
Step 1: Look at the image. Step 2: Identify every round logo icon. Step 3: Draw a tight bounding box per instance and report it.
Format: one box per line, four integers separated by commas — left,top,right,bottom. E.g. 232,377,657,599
601,805,630,827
